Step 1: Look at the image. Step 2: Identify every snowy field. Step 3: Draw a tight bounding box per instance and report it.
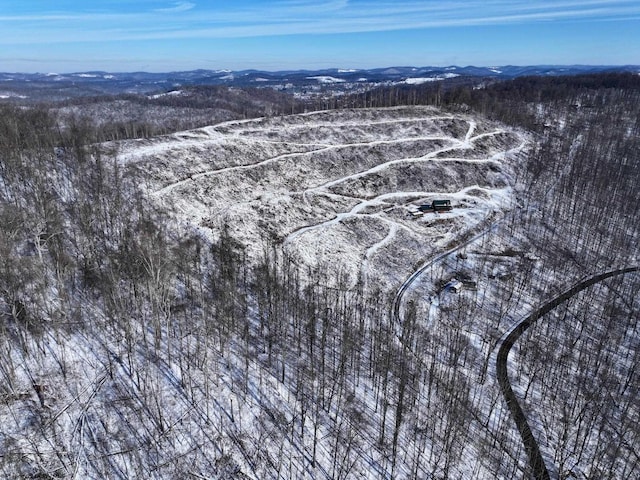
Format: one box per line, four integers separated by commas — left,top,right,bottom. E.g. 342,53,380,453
118,106,528,290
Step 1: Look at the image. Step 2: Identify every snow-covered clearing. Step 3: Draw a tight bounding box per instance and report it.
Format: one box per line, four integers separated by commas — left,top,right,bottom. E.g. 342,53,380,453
119,106,528,290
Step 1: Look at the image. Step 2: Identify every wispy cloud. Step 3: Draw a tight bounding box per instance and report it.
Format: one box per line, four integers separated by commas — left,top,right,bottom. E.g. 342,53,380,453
155,2,196,14
274,0,350,14
0,1,637,44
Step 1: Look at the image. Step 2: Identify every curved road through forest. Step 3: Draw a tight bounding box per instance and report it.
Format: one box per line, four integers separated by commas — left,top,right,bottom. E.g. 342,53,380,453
392,230,638,479
495,266,639,480
392,216,503,322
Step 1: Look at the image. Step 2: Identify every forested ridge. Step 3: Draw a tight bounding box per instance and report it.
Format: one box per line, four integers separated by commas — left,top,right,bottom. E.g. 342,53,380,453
0,73,638,478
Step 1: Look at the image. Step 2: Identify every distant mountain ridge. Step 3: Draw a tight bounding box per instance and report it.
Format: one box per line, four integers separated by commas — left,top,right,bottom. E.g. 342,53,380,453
1,65,638,100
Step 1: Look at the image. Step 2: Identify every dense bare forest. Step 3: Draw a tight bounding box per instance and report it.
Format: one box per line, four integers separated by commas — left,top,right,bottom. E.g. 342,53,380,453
0,73,638,478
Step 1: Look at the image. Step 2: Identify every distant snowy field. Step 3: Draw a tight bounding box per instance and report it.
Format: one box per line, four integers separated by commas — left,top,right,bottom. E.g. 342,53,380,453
118,106,528,289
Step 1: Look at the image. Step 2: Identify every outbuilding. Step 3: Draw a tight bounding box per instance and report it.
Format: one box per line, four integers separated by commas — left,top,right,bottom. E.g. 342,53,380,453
445,279,463,293
432,199,452,212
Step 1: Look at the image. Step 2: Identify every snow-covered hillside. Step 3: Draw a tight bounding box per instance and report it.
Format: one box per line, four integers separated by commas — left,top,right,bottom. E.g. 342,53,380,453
2,102,637,480
119,106,527,290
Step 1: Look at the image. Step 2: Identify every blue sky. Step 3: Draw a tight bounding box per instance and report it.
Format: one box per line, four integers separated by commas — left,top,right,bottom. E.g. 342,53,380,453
1,0,638,72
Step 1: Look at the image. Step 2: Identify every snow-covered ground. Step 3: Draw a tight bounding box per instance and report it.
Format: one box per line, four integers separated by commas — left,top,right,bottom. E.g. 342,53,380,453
118,106,528,290
5,105,634,479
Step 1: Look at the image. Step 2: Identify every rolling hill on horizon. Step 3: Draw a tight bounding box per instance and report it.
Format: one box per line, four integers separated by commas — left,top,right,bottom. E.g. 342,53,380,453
1,64,638,101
